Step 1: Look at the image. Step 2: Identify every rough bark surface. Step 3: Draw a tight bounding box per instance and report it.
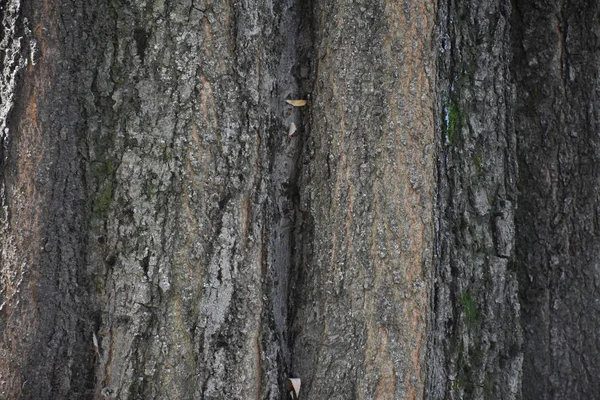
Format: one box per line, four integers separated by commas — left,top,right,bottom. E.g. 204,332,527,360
1,0,599,399
512,0,600,398
427,0,522,399
1,0,303,398
78,1,308,398
291,0,436,399
1,0,438,398
1,0,98,397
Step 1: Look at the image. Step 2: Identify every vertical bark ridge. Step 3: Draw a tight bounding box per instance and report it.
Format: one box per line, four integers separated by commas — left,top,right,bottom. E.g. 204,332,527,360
1,0,100,398
0,0,44,397
428,0,522,398
292,1,436,398
87,1,269,398
513,0,600,398
82,0,311,398
1,0,312,398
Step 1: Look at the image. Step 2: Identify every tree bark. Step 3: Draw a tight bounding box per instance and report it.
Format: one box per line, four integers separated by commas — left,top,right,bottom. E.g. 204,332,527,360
512,0,600,398
2,0,294,398
427,0,522,398
0,0,599,399
291,1,436,398
1,0,98,397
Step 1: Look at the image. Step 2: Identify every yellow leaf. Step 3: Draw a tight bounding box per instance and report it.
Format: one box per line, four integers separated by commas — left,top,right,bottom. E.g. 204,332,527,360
285,99,307,107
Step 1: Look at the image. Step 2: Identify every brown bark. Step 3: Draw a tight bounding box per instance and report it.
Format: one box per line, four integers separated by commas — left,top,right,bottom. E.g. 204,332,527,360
0,0,599,399
291,0,436,398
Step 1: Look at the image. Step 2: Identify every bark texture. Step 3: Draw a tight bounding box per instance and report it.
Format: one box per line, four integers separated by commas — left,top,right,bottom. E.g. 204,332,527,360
512,0,600,398
0,0,599,399
1,0,98,397
427,0,522,399
291,1,436,398
2,0,298,398
1,0,437,398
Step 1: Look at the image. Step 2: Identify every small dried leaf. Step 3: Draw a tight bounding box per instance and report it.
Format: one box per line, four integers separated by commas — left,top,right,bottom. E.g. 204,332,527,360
93,332,100,356
285,99,307,107
288,122,297,137
285,378,301,398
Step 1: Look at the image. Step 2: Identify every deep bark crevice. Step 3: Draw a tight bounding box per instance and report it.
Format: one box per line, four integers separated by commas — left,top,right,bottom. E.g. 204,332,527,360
1,0,599,398
264,0,315,394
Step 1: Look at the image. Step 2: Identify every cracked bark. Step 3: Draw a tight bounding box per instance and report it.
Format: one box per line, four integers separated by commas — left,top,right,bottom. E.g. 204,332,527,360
427,0,522,398
0,0,599,399
2,0,305,398
512,0,600,398
291,1,436,398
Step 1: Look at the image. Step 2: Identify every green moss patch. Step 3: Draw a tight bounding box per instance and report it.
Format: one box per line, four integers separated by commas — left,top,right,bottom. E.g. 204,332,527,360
459,291,478,326
443,103,462,145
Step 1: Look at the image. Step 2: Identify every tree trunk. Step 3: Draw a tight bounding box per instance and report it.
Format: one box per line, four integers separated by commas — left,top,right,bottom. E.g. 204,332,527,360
291,1,436,398
427,0,522,398
512,0,600,398
1,0,599,399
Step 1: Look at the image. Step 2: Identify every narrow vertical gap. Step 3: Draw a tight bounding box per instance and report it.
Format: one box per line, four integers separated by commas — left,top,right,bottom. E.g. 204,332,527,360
286,0,315,382
427,0,452,395
265,0,314,397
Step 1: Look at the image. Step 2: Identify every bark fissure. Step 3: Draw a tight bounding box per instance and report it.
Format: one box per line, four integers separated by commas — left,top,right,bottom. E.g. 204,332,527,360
1,0,599,399
266,0,311,382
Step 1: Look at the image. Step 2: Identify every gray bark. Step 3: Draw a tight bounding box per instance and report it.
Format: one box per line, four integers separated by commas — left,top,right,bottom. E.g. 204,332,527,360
2,0,293,398
427,0,522,399
1,0,98,397
0,0,599,399
512,0,600,398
